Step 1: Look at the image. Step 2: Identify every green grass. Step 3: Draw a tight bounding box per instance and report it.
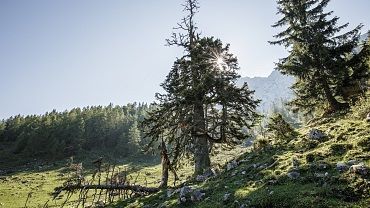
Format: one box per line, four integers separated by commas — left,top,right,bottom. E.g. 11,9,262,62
114,106,370,208
0,147,246,208
1,99,369,208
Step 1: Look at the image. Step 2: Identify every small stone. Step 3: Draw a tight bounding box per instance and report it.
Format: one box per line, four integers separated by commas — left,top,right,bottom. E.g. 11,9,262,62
191,190,205,202
314,173,326,178
227,160,238,171
336,162,349,172
318,163,327,170
196,175,207,182
287,171,300,179
308,129,327,141
223,192,231,202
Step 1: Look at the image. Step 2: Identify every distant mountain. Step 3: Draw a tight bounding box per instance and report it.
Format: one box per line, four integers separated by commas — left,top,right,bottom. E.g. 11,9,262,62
360,32,369,42
239,32,368,113
238,70,294,113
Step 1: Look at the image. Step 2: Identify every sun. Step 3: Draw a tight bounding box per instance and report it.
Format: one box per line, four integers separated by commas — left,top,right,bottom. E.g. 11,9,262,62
216,57,224,67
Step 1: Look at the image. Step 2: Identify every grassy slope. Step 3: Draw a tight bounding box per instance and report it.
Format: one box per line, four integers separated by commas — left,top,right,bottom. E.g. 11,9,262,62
116,100,370,208
0,98,369,208
0,147,245,208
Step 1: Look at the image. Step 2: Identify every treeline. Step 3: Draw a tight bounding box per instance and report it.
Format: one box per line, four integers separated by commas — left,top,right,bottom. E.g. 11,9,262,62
0,103,152,160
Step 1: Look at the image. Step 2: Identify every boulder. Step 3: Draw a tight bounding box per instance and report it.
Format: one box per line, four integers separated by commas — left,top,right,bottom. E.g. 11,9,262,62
366,113,370,122
336,162,349,172
307,129,327,141
349,163,368,176
178,186,205,203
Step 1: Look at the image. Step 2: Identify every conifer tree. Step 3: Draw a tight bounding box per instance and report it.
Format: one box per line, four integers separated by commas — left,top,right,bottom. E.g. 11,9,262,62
143,0,260,177
270,0,369,113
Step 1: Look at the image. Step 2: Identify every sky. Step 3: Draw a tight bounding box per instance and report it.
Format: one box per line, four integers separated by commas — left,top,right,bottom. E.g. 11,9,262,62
0,0,369,119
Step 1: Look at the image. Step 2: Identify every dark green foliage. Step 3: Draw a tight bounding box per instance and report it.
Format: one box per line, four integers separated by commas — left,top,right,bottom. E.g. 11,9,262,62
0,103,152,160
271,0,369,114
266,113,297,143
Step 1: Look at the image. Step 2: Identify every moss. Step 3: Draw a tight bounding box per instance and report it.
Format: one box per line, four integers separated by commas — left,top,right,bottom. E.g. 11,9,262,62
329,143,353,156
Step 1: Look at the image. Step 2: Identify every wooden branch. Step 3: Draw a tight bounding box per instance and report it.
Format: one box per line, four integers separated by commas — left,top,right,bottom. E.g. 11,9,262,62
54,184,159,195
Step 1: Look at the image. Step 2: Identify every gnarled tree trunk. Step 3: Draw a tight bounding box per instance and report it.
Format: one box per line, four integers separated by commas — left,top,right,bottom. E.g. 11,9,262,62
193,102,210,176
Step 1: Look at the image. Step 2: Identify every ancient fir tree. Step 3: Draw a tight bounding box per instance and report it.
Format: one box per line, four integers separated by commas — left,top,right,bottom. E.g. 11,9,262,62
270,0,370,114
142,0,259,186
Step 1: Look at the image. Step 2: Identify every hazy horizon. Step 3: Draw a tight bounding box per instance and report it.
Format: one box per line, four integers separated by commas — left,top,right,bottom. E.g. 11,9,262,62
1,0,369,119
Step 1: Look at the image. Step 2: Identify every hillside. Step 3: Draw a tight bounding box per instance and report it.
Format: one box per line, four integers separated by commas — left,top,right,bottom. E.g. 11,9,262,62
238,71,294,113
117,97,370,208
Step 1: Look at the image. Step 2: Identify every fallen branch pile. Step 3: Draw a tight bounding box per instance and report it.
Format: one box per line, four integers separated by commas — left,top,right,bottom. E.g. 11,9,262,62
50,157,160,208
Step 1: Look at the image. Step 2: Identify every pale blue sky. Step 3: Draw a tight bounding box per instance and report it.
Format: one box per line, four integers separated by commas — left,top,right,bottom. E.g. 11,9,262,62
0,0,369,119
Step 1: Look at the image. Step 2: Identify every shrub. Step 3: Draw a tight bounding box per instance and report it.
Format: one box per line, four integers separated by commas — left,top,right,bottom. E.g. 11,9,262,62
266,113,297,144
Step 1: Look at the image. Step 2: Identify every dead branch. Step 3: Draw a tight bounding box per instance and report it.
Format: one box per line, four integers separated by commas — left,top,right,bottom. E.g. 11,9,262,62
54,184,159,195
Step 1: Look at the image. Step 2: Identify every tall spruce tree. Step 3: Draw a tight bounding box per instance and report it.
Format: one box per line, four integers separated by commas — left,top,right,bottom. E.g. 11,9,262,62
270,0,369,113
143,0,259,178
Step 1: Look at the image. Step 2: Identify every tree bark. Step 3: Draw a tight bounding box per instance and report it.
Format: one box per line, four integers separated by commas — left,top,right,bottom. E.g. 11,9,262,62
159,140,169,188
320,77,349,111
193,102,210,176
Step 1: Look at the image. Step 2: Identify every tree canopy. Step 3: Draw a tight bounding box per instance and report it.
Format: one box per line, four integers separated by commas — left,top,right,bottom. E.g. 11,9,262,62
271,0,370,114
143,0,260,176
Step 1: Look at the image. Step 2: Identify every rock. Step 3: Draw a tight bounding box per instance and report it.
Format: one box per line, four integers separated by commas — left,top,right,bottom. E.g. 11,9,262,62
196,175,207,182
307,129,327,141
336,162,349,172
223,192,231,202
179,186,205,203
347,160,359,166
196,168,217,181
191,190,205,202
241,171,246,175
179,186,191,200
227,160,238,171
314,172,328,178
317,163,328,170
287,171,300,179
349,163,368,176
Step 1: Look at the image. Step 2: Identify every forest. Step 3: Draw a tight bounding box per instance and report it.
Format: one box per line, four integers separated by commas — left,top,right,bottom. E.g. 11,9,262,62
0,0,369,207
0,103,151,161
